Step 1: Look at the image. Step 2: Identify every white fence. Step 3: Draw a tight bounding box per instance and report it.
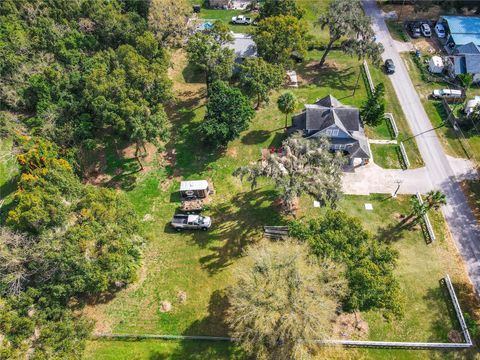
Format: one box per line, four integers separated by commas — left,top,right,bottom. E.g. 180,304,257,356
416,192,436,242
363,60,375,94
399,142,410,169
384,113,399,138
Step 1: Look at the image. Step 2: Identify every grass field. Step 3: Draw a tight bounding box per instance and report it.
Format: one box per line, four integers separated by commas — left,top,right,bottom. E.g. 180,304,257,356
370,144,402,169
81,4,478,358
85,192,475,359
83,50,476,359
368,61,424,168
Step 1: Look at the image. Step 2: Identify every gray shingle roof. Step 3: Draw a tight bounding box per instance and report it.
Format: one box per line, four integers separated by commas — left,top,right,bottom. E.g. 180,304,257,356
454,42,480,55
287,95,370,158
224,33,257,59
465,54,480,74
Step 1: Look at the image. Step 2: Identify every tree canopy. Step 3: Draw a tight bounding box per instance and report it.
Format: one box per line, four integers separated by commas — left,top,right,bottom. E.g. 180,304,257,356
290,210,404,318
199,81,255,147
227,239,346,360
186,22,235,88
238,57,284,109
259,0,305,19
0,137,142,356
148,0,192,46
361,83,385,127
234,133,344,213
0,0,172,162
318,0,383,67
254,15,308,66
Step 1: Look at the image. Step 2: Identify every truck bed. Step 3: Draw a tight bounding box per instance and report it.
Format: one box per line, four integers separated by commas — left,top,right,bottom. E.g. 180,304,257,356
171,215,188,225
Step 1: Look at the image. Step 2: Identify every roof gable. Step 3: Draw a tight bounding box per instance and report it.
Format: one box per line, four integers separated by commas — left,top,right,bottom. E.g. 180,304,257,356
318,124,353,139
455,42,480,54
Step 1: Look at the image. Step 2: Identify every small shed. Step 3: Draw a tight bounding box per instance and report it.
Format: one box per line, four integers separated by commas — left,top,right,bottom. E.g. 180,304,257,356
429,56,444,74
464,96,480,116
180,180,210,199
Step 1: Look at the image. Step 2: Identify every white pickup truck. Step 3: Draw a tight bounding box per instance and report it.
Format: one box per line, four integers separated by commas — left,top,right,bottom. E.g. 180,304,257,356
171,214,212,231
231,15,252,25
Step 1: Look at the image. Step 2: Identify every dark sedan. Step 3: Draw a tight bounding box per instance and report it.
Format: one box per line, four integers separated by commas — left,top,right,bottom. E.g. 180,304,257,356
385,59,395,74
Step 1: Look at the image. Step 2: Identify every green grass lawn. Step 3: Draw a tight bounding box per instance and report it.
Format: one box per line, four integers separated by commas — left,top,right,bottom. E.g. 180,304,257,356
189,0,330,41
462,180,480,222
84,51,475,358
370,144,402,169
85,193,474,359
85,339,242,360
368,62,424,168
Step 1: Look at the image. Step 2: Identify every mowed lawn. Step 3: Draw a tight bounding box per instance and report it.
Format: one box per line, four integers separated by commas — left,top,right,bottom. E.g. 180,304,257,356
85,193,474,360
84,50,475,359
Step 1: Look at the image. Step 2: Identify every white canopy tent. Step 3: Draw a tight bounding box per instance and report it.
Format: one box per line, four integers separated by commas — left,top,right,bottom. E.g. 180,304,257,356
428,56,444,74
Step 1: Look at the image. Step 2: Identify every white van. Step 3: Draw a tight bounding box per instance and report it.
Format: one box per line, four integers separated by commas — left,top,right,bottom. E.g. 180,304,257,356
432,89,463,100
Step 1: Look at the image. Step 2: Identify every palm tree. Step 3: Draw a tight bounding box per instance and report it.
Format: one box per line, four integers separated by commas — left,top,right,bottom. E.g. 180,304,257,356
277,92,297,129
425,190,447,210
234,133,345,214
400,196,427,227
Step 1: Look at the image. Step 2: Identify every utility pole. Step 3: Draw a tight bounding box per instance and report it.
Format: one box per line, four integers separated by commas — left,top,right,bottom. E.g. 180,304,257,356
392,179,403,198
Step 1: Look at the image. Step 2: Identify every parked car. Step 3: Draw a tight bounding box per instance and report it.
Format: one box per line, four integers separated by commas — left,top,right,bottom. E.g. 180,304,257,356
231,15,252,25
171,214,212,231
421,23,432,37
385,59,395,74
431,89,463,100
408,23,421,38
435,23,446,38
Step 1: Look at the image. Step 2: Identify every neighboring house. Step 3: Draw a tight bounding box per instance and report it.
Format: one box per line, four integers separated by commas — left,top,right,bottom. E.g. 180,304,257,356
223,33,257,63
208,0,232,9
439,16,480,82
439,16,480,52
444,42,480,83
287,95,371,165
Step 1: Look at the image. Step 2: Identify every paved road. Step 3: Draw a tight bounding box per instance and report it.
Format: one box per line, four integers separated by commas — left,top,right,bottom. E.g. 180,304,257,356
342,157,477,196
363,0,480,292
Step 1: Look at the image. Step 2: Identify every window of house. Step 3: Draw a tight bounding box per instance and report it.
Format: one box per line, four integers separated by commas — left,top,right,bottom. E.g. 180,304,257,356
326,128,339,137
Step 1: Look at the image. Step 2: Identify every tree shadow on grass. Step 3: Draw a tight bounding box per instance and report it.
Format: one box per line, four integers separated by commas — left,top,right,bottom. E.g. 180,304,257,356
182,63,206,84
148,290,244,360
423,282,459,343
295,61,357,90
164,94,224,179
190,189,285,274
375,221,406,244
0,175,17,201
268,131,286,148
241,130,270,145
